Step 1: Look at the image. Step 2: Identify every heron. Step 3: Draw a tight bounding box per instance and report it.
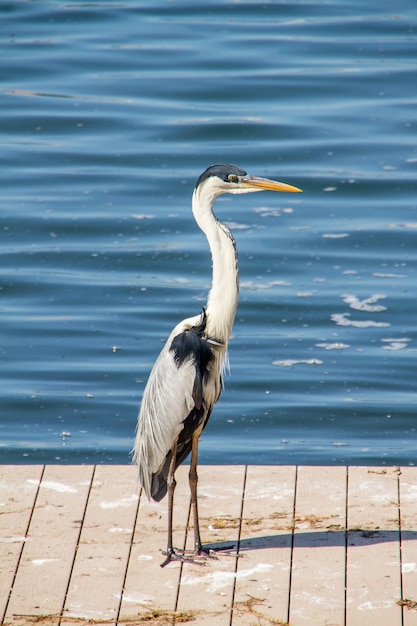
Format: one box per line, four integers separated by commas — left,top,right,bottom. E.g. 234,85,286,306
133,164,302,566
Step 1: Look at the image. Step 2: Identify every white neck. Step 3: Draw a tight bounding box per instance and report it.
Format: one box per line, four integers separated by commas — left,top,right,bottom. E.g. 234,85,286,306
192,187,239,344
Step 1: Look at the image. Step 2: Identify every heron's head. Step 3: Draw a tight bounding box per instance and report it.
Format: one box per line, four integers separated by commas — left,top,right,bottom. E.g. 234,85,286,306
194,164,302,202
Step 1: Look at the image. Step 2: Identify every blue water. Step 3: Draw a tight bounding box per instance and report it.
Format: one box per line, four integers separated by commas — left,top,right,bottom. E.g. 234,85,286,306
1,1,416,466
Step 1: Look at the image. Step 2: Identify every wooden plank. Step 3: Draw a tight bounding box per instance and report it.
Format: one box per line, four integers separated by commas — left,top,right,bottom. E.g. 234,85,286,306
0,466,43,623
118,464,190,623
399,467,417,626
3,465,93,626
61,465,138,625
289,465,347,626
346,466,402,626
175,465,245,625
231,465,296,626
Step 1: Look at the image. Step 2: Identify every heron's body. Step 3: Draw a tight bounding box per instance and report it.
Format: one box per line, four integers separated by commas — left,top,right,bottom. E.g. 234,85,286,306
135,309,223,502
133,164,301,566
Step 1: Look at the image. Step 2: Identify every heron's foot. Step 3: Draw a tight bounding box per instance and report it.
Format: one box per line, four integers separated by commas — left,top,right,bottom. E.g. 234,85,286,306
160,546,218,568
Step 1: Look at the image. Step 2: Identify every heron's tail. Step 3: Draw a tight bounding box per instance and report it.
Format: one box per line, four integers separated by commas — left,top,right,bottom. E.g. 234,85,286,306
149,453,171,502
151,473,168,502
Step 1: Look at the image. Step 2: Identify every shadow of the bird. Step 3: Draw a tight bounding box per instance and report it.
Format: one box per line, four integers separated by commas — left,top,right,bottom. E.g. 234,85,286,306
203,528,417,554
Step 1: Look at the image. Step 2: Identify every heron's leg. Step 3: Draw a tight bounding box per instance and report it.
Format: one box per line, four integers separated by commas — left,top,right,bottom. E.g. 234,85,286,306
161,436,214,566
160,442,178,567
189,433,234,561
189,432,203,554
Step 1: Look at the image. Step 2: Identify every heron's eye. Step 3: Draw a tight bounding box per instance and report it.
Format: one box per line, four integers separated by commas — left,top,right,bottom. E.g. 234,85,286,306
228,174,238,183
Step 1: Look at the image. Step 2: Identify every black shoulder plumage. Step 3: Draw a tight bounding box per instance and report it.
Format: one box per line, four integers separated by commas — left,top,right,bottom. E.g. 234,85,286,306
169,311,215,410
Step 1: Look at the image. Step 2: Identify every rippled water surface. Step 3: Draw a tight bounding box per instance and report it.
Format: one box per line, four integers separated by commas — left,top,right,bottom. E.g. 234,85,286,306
1,1,416,465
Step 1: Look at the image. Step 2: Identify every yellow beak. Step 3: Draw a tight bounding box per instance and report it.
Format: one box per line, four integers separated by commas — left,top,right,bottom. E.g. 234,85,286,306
243,175,302,193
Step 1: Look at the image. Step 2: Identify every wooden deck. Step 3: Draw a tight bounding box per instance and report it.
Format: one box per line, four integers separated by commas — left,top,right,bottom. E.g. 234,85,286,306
1,465,417,626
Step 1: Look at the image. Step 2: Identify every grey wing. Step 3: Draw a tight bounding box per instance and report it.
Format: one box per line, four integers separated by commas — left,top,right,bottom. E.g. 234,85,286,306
132,315,221,501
